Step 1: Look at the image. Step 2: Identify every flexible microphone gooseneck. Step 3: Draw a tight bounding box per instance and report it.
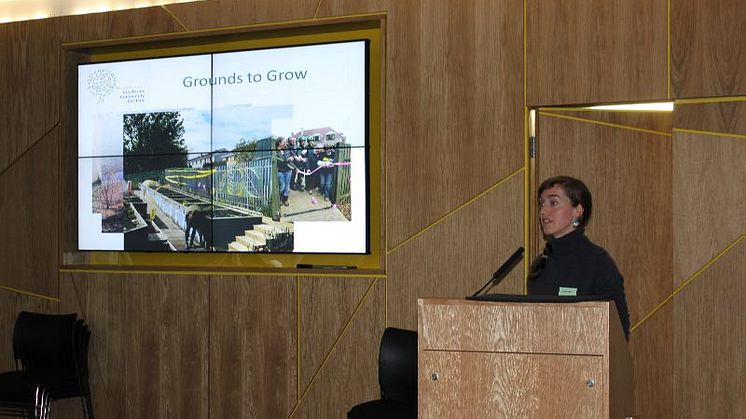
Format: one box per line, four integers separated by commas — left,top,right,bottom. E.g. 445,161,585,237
470,247,525,297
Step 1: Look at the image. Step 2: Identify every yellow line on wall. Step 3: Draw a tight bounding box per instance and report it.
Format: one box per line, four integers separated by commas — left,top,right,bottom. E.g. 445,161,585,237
0,122,59,179
314,0,323,19
523,0,529,294
386,167,525,255
630,234,745,334
667,0,671,99
0,285,61,302
288,277,379,418
539,111,672,137
296,276,301,403
59,267,385,278
160,5,191,32
675,96,746,105
673,127,746,141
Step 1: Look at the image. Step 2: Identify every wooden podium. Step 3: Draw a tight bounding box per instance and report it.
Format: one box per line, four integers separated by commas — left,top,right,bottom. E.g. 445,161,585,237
417,297,634,418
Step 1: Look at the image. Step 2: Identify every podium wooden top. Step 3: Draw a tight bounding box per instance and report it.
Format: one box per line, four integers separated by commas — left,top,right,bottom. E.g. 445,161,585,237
418,297,616,356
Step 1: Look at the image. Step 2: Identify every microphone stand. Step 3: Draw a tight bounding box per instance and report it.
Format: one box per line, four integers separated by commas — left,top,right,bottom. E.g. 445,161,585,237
470,247,525,297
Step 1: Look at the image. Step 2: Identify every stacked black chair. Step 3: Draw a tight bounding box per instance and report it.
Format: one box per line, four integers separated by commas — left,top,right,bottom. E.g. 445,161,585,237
347,327,418,419
0,371,49,418
0,311,93,419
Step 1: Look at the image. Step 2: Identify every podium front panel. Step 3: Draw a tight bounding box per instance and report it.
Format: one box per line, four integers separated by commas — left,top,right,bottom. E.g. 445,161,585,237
420,351,604,418
419,298,609,355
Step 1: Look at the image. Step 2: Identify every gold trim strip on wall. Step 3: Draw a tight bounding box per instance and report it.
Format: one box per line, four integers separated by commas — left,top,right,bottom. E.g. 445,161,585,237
539,111,672,137
296,276,302,403
631,234,746,334
675,96,746,105
59,267,386,278
667,0,671,99
386,167,525,255
314,0,323,19
0,285,61,302
160,5,191,32
523,0,530,294
288,277,380,417
674,127,746,141
0,122,59,179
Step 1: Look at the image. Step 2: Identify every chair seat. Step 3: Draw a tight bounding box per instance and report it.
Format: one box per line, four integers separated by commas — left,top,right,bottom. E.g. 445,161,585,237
347,399,417,419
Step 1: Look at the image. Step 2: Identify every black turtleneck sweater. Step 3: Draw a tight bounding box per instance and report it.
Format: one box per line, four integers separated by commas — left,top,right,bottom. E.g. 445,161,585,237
527,229,631,339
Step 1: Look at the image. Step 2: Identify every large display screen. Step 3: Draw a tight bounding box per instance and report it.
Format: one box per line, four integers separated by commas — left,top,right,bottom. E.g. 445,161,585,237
78,40,369,254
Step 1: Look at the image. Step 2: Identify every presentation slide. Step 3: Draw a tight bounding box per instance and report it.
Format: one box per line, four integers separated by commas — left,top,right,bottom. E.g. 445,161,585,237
78,40,369,254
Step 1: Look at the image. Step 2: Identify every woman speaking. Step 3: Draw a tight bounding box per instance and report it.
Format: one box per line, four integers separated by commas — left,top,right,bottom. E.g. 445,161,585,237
528,176,631,339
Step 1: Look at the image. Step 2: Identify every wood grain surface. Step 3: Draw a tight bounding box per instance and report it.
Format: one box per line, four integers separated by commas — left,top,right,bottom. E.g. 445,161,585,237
673,240,746,417
671,0,746,98
527,0,667,106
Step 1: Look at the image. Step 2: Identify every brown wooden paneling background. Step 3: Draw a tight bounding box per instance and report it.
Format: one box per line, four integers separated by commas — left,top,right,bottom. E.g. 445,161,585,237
526,0,668,106
0,0,745,417
672,101,746,416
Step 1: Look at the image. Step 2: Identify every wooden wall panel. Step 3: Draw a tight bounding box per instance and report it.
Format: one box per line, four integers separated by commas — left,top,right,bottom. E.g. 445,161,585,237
166,0,319,30
536,111,673,417
209,276,296,419
672,128,746,283
387,174,524,330
674,101,746,134
55,273,209,419
526,0,668,106
628,303,673,419
58,273,127,419
315,0,385,17
0,130,59,297
0,19,61,173
292,279,385,418
671,0,746,99
673,241,746,417
124,275,209,419
299,276,379,392
385,0,524,248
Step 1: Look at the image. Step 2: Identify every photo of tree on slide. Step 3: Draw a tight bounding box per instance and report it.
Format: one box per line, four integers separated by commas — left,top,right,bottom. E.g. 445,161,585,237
123,112,189,171
92,157,124,232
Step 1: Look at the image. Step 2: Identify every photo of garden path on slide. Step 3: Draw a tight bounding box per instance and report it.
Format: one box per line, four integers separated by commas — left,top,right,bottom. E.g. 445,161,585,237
79,40,369,254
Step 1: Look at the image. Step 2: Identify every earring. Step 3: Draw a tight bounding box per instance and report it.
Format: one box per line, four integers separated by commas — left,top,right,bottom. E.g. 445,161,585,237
571,218,580,228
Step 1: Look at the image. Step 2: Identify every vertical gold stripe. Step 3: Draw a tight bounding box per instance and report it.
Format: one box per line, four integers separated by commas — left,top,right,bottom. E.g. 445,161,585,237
296,276,301,402
523,0,529,294
667,0,671,99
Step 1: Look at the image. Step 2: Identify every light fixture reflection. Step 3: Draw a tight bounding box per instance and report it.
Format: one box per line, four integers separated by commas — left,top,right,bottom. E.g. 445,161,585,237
0,0,203,23
586,102,674,112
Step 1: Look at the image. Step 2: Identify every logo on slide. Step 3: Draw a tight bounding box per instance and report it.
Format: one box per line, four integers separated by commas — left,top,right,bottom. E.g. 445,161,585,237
87,68,117,104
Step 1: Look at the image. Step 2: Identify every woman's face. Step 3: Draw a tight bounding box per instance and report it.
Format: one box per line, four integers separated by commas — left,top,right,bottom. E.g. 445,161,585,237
538,185,584,239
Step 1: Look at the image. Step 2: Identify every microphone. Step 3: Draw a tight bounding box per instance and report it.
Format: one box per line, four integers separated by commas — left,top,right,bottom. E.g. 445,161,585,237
470,247,525,297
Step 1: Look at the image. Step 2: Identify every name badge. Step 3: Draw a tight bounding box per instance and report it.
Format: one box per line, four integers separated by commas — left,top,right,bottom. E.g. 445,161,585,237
559,287,577,296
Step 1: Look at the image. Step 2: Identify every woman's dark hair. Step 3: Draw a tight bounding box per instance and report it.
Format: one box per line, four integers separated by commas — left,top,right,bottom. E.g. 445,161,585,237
528,176,593,281
537,175,592,229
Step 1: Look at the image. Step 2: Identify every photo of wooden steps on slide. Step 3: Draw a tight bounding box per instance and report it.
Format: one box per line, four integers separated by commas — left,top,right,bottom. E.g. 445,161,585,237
228,217,294,252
